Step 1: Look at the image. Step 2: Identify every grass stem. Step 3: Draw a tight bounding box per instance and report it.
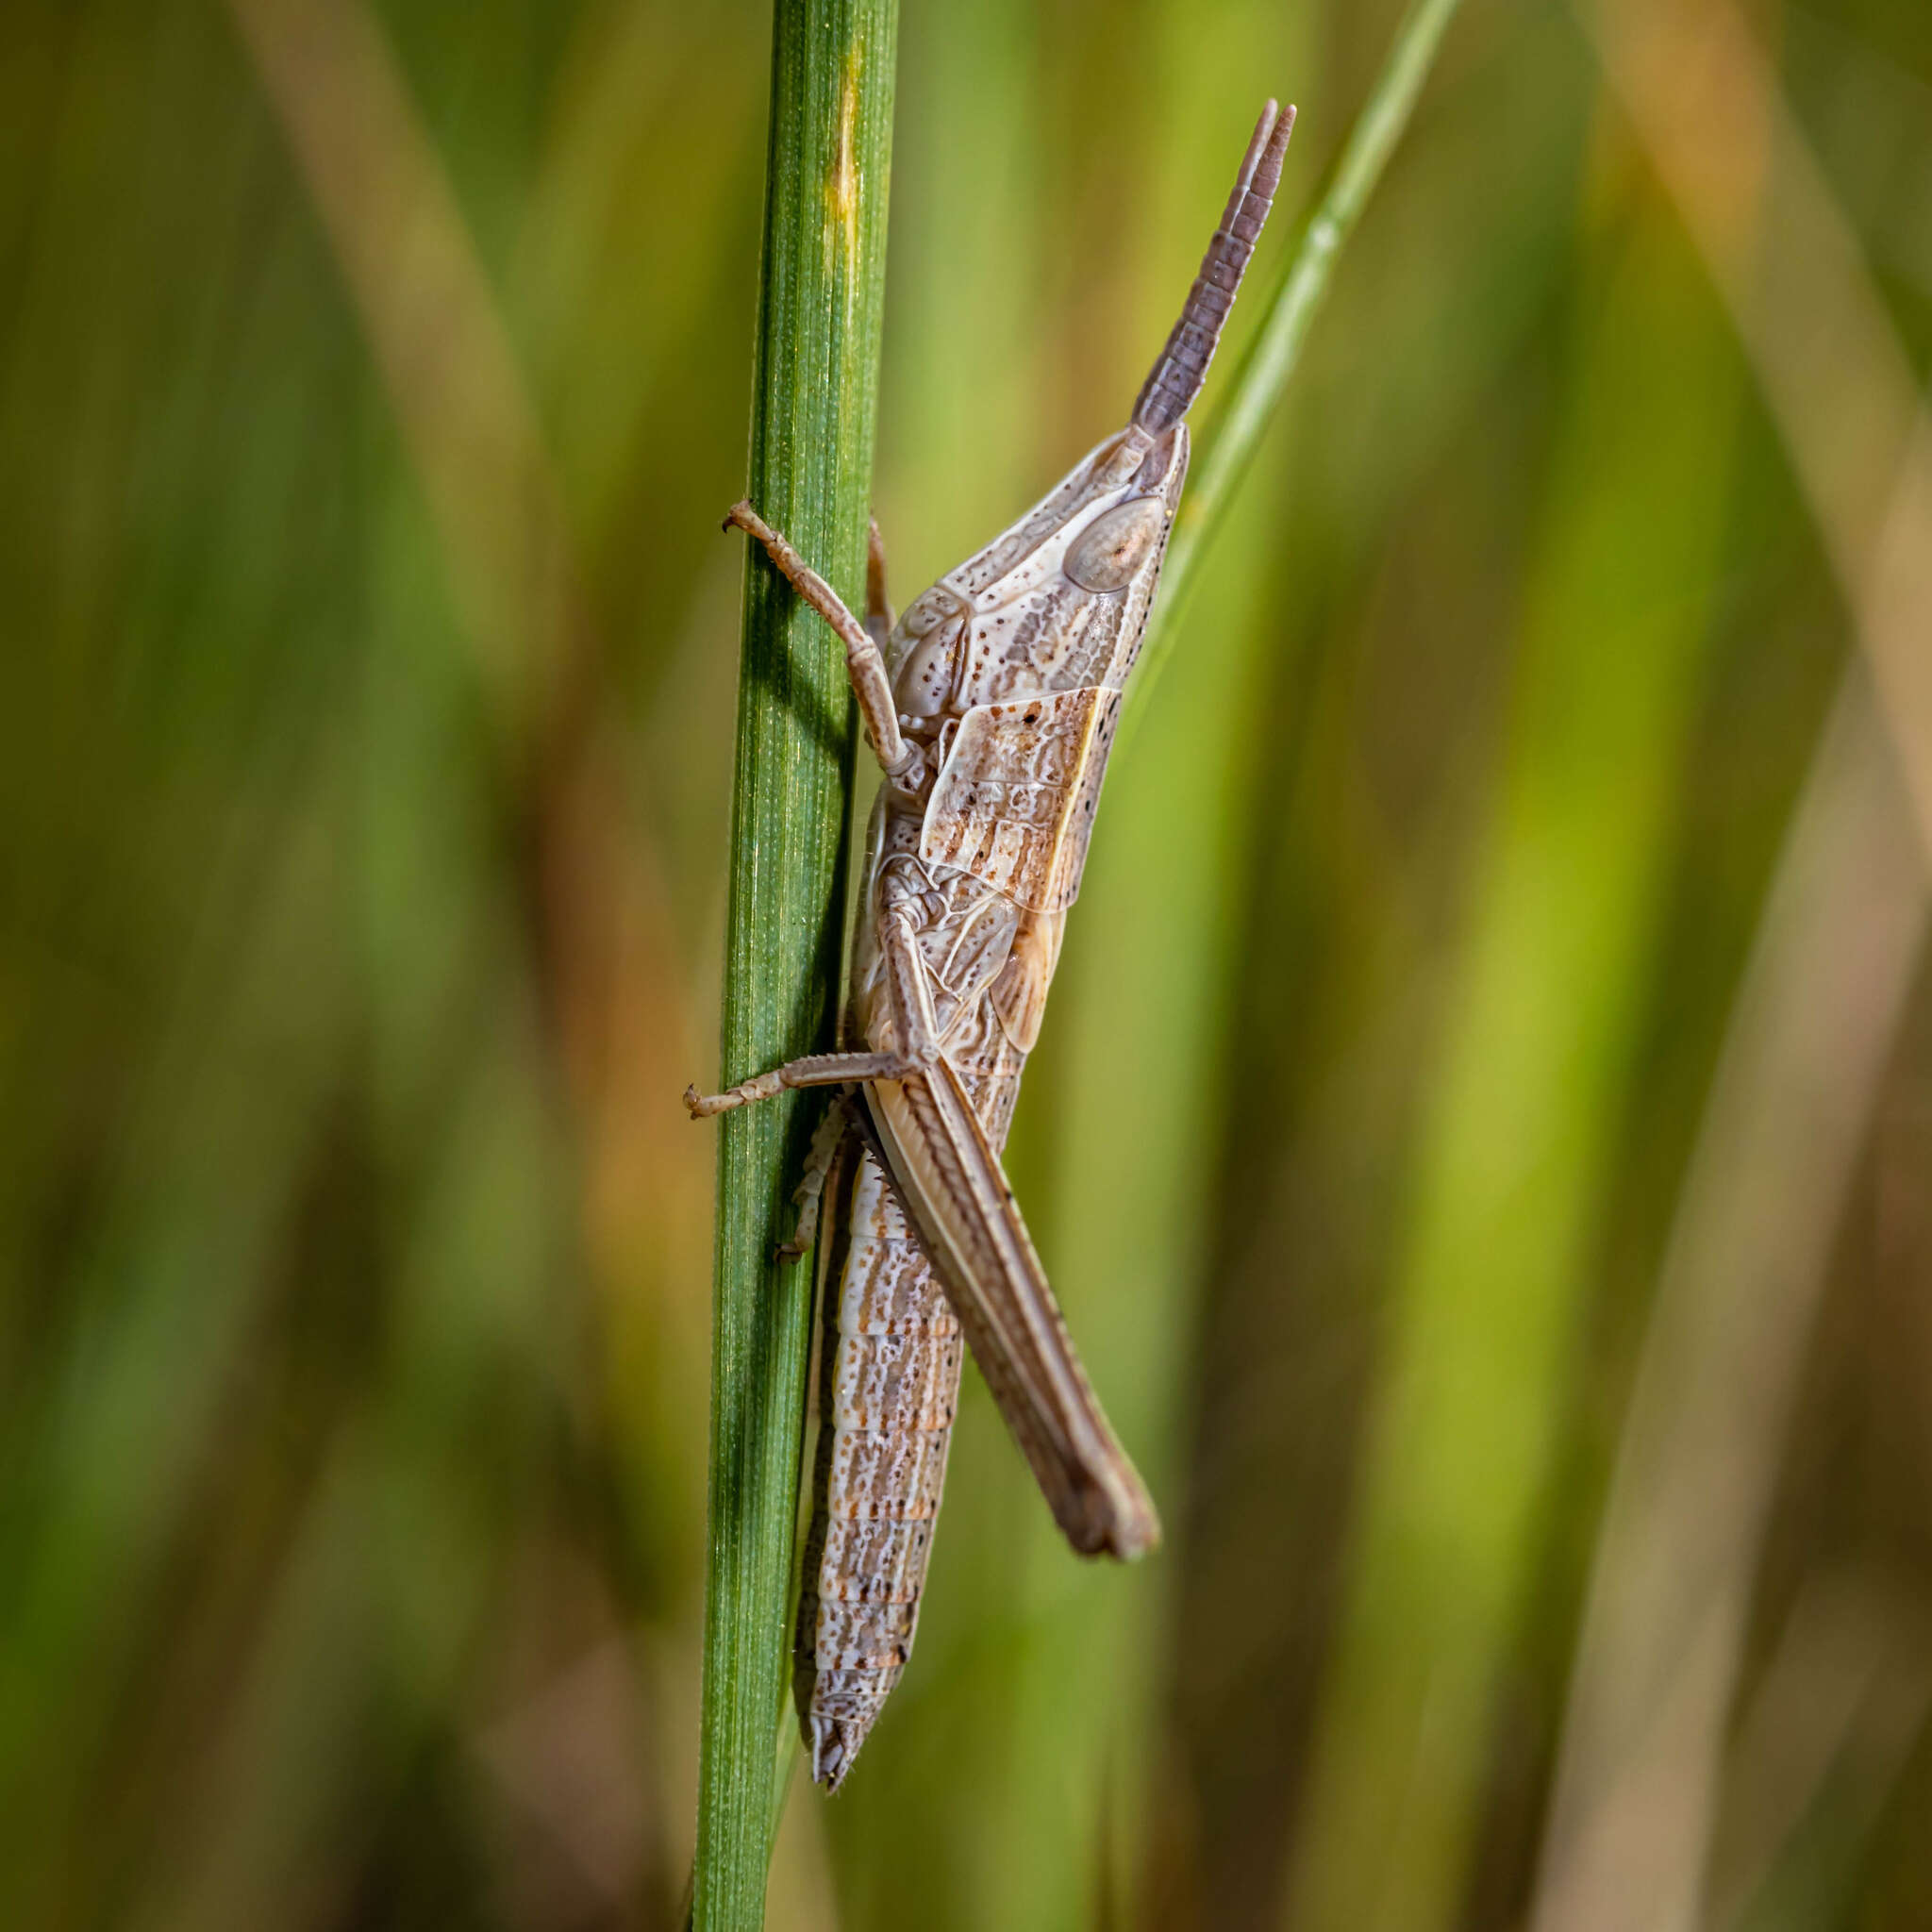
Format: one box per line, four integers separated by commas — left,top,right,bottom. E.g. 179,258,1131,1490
694,5,897,1927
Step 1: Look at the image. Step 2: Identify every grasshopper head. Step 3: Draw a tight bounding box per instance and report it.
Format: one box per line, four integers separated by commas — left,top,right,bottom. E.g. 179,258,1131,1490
890,425,1188,714
889,99,1293,719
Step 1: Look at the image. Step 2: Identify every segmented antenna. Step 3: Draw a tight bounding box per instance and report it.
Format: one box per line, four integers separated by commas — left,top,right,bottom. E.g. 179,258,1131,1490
1131,99,1296,435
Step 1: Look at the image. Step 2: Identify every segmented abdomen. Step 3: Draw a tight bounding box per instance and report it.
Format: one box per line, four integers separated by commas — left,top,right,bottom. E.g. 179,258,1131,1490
794,1048,1021,1789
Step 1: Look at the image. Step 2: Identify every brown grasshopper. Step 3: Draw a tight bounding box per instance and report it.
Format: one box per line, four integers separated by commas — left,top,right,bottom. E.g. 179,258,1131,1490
688,99,1295,1788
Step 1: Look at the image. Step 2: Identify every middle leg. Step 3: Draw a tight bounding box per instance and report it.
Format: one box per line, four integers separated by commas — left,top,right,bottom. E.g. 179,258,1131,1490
684,1048,919,1120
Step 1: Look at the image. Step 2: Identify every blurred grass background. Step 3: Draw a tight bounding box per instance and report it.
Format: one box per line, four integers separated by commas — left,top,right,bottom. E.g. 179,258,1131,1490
3,0,1931,1928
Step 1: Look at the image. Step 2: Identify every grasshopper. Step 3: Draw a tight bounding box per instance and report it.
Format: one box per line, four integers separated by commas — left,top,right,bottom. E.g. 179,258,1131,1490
688,99,1295,1788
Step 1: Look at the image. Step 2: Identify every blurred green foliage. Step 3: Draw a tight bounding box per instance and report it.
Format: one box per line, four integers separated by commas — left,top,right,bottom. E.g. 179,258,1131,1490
2,1,1930,1930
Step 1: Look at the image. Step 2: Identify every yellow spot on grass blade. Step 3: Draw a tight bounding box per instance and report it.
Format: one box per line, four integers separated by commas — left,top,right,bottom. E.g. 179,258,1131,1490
827,48,861,279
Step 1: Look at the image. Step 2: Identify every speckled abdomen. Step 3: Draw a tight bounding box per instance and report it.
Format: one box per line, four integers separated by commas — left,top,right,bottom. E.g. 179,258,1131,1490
793,1042,1023,1789
792,1146,958,1789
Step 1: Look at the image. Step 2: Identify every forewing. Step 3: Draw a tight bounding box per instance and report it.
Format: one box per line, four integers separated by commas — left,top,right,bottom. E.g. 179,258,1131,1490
863,1059,1159,1560
919,687,1124,913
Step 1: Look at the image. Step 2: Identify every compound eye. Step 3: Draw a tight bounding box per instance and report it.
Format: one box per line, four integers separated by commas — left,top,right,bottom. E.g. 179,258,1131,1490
1064,495,1168,593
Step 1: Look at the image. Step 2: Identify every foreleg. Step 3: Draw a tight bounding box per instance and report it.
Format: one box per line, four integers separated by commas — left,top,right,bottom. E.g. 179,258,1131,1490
724,500,922,791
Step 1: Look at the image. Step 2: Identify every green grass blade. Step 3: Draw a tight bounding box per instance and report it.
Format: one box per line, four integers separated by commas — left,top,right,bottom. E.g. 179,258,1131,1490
694,5,898,1929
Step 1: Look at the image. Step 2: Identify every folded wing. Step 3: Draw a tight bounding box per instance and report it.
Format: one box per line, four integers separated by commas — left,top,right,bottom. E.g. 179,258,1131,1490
862,1058,1159,1560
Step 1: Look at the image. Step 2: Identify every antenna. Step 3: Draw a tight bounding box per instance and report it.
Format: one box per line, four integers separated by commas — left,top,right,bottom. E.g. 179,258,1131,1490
1130,99,1296,434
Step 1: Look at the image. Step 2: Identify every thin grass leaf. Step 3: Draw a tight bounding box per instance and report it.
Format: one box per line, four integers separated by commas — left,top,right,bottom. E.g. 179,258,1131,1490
695,5,898,1928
